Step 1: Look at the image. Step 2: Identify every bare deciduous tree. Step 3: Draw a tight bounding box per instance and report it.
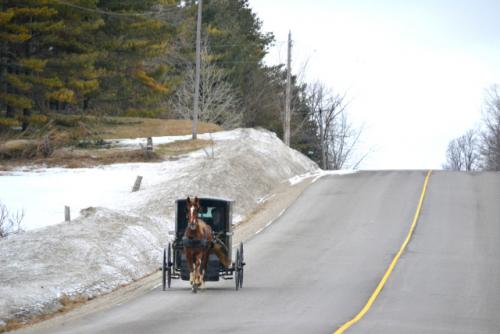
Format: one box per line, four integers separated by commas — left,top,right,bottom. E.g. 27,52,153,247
328,110,366,170
307,82,337,169
480,85,500,171
307,81,365,170
444,139,464,171
0,202,24,238
171,47,242,129
443,129,480,171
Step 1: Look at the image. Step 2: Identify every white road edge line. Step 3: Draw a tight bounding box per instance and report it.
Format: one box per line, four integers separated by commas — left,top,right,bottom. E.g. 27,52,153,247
255,227,265,235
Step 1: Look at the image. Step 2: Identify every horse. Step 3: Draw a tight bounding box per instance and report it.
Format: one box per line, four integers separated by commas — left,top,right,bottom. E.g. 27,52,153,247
183,196,213,292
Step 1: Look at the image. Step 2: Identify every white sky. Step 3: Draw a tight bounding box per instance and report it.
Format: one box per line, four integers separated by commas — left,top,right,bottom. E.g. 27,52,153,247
250,0,500,169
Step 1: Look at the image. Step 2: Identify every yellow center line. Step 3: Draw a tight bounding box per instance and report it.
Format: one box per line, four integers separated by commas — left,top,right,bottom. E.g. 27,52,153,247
333,170,433,334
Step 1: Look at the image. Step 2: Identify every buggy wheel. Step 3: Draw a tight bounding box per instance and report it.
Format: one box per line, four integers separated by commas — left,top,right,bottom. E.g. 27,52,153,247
239,242,244,288
235,249,241,291
162,248,167,291
167,242,172,288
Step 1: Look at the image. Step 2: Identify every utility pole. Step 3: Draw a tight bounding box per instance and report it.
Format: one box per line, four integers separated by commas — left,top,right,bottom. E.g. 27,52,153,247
192,0,203,140
284,30,292,146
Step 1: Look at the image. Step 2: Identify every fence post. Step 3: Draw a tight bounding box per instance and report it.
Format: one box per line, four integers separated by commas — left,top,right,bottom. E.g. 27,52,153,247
65,206,71,222
144,137,153,159
132,176,143,192
146,137,153,151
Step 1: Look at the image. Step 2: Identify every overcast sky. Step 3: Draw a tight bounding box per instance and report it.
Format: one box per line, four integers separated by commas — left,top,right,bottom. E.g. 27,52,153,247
250,0,500,169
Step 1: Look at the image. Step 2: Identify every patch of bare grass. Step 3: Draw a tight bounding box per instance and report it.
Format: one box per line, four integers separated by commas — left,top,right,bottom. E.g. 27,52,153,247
155,139,213,157
0,319,24,333
58,294,88,313
43,148,162,168
0,294,89,333
0,117,220,169
0,148,159,170
0,138,211,170
98,118,221,140
0,140,38,159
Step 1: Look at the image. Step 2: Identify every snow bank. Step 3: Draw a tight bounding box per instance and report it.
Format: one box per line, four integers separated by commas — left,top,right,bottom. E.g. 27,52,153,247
0,128,318,322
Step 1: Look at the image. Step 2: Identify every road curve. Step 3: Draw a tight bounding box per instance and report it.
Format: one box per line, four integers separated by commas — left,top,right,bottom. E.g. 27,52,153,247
15,171,500,333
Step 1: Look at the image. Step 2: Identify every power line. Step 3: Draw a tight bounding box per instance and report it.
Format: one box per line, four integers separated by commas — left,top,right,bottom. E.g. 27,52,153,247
39,1,277,51
51,0,181,18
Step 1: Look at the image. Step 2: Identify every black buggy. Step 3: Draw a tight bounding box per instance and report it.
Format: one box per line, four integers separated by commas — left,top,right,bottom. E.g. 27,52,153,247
162,197,245,291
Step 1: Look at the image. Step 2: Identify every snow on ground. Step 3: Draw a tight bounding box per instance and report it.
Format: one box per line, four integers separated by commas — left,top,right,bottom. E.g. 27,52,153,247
0,128,318,323
0,130,240,231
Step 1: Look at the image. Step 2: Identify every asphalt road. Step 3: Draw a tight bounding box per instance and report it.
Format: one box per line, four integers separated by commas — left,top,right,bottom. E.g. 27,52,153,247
349,171,500,334
18,171,500,334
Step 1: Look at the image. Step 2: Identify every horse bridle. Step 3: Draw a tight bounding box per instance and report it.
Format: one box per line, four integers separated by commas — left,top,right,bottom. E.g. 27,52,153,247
187,204,198,230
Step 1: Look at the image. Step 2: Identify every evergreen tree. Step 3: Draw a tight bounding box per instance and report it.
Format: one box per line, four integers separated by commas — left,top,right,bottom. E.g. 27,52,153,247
0,0,322,162
175,0,274,125
93,0,178,116
203,0,273,124
44,0,103,113
0,0,104,129
0,1,58,127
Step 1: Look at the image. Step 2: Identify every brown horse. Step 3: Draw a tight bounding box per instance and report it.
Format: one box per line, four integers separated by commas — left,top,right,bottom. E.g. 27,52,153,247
183,196,213,292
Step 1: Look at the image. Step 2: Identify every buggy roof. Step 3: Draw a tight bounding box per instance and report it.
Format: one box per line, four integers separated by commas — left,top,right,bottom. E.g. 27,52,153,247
176,197,233,204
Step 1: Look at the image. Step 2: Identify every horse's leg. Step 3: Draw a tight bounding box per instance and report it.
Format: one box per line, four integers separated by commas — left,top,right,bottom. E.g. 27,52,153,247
198,251,205,289
190,261,198,293
201,248,209,288
185,248,195,285
192,262,197,287
200,225,211,288
195,252,203,286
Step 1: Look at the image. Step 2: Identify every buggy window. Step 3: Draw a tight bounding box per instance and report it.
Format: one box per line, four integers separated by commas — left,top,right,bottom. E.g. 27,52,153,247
198,207,215,219
199,206,225,232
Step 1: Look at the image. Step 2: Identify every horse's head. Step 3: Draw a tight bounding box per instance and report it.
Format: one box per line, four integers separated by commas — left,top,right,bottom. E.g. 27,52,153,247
186,196,200,230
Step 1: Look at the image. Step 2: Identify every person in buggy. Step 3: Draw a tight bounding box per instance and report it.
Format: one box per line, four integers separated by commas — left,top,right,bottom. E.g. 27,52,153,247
207,206,231,268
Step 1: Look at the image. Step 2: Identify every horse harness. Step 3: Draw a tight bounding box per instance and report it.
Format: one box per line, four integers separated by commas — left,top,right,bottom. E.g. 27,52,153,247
182,235,210,248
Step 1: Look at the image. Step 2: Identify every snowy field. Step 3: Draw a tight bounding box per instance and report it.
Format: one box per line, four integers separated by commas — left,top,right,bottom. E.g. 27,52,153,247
0,131,239,231
0,128,321,323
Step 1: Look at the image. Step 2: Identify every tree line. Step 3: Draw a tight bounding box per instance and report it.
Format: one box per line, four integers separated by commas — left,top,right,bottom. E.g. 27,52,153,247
1,0,362,169
443,85,500,171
